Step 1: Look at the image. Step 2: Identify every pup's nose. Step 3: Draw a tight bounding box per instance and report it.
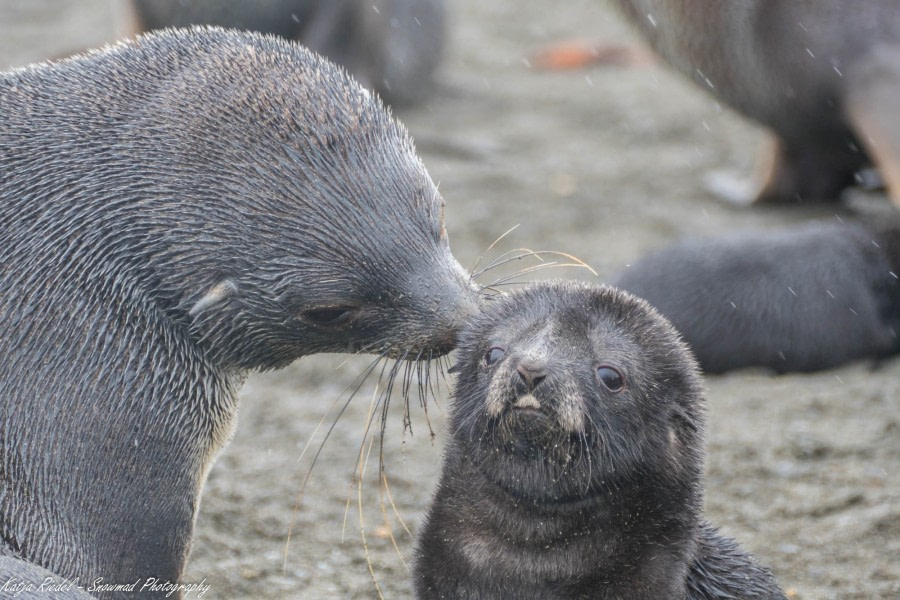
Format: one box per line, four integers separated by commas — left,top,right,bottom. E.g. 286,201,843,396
516,360,548,391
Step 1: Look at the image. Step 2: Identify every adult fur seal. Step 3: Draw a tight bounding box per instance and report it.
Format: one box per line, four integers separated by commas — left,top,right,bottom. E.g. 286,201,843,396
128,0,445,106
614,220,900,373
0,27,477,597
414,282,786,599
616,0,900,205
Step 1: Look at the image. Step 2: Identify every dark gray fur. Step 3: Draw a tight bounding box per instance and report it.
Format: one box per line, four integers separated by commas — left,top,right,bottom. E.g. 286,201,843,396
614,220,900,373
414,282,785,599
617,0,900,204
0,28,476,597
131,0,445,106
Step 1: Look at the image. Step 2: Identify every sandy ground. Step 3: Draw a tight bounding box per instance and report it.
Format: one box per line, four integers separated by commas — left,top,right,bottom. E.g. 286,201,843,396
2,1,898,598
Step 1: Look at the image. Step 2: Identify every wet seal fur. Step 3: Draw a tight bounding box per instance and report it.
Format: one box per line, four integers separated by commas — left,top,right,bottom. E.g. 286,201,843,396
129,0,445,107
414,282,786,599
0,27,476,597
615,219,900,373
617,0,900,205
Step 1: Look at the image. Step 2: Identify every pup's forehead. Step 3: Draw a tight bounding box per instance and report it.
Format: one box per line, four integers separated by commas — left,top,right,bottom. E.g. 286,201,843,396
480,294,642,357
499,318,559,359
463,284,700,400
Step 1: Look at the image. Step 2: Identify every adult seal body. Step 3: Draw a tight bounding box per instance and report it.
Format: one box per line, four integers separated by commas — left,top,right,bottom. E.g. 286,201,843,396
129,0,445,106
414,282,785,599
617,0,900,205
0,28,476,597
614,220,900,373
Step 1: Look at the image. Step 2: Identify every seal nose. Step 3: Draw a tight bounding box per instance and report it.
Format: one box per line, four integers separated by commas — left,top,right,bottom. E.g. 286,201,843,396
425,261,482,355
516,359,548,392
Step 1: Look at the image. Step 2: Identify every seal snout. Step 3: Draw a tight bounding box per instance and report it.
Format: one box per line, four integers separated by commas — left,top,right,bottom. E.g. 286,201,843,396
510,359,550,414
409,258,482,356
515,358,548,394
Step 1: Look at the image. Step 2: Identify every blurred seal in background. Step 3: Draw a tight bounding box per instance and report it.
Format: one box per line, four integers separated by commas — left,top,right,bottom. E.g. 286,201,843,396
128,0,446,106
616,0,900,206
615,219,900,373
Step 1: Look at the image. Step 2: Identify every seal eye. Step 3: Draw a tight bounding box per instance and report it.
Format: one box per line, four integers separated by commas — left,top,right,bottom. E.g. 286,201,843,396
484,347,505,366
596,365,625,393
301,306,359,327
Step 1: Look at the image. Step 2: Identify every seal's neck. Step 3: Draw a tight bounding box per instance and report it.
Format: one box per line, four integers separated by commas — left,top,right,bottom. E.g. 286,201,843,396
440,448,698,597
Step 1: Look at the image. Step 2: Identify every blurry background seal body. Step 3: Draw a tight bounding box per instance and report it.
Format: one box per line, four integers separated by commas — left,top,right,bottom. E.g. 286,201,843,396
127,0,445,106
617,0,900,205
615,219,900,373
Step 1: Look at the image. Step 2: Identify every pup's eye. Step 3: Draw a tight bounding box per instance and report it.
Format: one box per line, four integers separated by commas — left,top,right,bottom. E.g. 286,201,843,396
596,365,625,393
484,347,505,366
301,306,359,327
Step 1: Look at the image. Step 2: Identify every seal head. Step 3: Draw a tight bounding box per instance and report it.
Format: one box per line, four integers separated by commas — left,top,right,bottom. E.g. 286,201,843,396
451,282,703,504
3,27,475,371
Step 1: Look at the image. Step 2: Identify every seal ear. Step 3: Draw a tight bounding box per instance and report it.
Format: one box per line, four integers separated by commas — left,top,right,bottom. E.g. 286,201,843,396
665,397,702,458
668,401,699,432
189,279,238,317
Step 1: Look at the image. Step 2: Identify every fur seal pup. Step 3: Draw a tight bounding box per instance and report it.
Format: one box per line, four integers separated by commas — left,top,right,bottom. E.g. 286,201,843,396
0,27,477,597
616,0,900,205
614,220,900,374
128,0,446,106
414,282,786,599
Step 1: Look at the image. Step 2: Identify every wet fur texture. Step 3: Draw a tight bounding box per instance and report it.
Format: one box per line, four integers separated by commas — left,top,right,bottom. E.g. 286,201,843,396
0,28,475,597
617,0,900,204
414,282,785,599
130,0,445,106
615,220,900,373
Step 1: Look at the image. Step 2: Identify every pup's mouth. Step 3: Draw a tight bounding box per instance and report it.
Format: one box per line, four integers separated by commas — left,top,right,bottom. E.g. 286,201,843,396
495,393,562,459
505,394,552,428
512,393,542,411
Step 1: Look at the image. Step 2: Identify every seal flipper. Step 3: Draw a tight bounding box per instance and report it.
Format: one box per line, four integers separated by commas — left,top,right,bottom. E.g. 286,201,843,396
686,523,787,600
705,128,863,206
753,134,861,204
845,44,900,208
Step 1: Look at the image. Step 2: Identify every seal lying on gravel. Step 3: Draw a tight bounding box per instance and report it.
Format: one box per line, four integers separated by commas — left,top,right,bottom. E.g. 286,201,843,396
616,0,900,205
0,27,476,597
129,0,445,106
414,282,785,599
615,220,900,373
